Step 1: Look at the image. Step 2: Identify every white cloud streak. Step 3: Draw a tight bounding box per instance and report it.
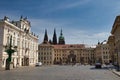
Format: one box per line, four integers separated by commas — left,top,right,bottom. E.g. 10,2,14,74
30,18,110,46
42,0,91,13
56,0,91,10
64,29,110,45
0,13,110,46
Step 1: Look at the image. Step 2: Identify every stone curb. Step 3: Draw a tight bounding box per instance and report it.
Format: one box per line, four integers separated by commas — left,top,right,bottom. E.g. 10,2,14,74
112,70,120,77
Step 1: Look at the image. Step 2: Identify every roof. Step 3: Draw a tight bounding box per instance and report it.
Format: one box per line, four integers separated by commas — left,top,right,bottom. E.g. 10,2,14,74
53,44,85,49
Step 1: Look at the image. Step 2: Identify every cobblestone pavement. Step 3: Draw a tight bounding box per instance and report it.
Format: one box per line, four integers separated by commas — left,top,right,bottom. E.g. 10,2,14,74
0,65,120,80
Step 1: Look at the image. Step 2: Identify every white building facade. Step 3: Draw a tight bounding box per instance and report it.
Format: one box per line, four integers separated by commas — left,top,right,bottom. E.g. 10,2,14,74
0,16,38,69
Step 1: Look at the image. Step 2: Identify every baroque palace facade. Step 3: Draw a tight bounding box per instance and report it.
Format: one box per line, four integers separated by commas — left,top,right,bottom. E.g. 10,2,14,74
95,41,110,64
0,16,38,69
108,15,120,69
38,29,95,65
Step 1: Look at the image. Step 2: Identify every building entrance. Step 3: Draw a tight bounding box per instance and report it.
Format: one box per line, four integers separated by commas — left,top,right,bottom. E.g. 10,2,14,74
22,56,29,66
67,50,76,64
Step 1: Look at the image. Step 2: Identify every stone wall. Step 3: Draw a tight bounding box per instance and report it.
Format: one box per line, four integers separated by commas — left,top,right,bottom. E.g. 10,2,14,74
0,23,4,69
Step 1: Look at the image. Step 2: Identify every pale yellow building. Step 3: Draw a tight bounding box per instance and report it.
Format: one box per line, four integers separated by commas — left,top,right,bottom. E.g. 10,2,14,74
38,43,95,65
111,15,120,68
38,29,95,65
0,16,38,69
38,43,54,65
107,35,116,64
53,44,86,64
95,41,110,64
82,48,95,64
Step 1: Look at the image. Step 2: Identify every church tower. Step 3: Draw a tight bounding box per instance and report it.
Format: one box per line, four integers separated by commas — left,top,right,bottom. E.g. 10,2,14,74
52,28,57,45
58,29,65,45
43,29,48,44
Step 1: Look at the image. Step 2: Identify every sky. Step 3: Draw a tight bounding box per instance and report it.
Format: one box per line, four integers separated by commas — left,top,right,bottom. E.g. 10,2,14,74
0,0,120,46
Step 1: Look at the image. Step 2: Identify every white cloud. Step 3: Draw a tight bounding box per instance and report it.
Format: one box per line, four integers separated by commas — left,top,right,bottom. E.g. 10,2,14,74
42,0,91,13
57,0,91,10
93,32,110,39
0,11,110,46
29,18,110,45
64,28,110,46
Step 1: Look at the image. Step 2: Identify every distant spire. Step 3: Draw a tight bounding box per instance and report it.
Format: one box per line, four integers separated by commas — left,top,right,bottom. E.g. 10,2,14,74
59,29,65,45
52,28,57,45
98,40,100,45
4,16,9,21
60,29,63,36
43,29,48,43
20,15,23,19
20,15,23,21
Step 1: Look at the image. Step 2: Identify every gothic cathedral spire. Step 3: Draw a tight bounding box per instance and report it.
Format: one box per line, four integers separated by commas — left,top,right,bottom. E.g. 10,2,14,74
43,29,48,44
52,28,57,45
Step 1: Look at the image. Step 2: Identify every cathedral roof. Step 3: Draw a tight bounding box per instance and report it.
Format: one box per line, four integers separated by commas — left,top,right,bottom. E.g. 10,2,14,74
59,35,64,40
59,29,64,40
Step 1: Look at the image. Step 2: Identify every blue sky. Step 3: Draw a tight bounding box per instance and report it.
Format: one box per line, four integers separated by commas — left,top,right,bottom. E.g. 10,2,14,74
0,0,120,46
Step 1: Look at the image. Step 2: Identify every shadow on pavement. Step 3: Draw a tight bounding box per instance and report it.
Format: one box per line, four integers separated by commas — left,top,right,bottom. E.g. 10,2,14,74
90,66,109,70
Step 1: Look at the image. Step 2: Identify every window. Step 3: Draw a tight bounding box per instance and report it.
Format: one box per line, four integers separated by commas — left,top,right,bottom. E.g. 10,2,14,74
41,57,43,60
44,57,46,60
41,52,43,55
13,37,15,46
44,52,46,55
50,57,51,59
17,39,20,48
7,36,9,45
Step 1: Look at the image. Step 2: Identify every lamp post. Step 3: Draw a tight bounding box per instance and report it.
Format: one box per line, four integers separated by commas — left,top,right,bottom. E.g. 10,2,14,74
5,35,17,70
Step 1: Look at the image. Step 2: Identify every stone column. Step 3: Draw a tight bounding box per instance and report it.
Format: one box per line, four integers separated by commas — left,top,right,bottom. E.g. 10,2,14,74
19,58,22,66
0,57,2,70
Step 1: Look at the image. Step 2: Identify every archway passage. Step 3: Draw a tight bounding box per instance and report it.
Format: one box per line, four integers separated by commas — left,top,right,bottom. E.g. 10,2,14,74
22,56,29,66
67,51,76,64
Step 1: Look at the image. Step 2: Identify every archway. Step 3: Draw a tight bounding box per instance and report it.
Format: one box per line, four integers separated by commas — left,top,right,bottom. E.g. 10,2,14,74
67,50,76,64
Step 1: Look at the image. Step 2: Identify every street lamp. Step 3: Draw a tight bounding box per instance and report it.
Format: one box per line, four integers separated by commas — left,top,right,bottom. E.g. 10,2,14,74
5,35,17,70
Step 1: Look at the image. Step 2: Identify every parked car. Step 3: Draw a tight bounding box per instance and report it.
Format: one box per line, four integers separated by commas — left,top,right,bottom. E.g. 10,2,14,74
35,62,42,67
95,62,102,68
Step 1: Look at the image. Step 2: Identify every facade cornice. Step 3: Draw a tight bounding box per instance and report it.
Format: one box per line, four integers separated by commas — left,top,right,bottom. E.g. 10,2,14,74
3,20,38,40
111,16,120,34
4,20,20,32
